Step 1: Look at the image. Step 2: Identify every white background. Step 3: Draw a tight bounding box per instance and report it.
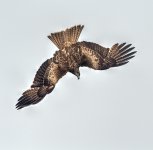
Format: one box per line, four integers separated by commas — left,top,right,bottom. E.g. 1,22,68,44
0,0,152,150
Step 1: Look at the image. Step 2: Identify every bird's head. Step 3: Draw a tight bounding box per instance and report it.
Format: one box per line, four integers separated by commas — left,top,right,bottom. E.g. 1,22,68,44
74,68,80,80
69,67,80,80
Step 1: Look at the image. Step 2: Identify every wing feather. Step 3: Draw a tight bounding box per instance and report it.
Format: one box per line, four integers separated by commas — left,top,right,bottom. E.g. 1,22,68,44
106,43,137,67
78,41,136,70
79,42,105,69
79,41,109,58
16,54,67,109
31,59,51,88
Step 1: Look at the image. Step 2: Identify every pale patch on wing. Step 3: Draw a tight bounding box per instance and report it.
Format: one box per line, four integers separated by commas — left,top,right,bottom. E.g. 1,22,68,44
80,45,104,70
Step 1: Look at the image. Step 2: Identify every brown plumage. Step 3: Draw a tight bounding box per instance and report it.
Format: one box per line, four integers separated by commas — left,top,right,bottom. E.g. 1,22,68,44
16,25,136,109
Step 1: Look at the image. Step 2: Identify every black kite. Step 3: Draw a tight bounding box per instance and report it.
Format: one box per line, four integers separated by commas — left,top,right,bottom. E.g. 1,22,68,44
16,25,136,109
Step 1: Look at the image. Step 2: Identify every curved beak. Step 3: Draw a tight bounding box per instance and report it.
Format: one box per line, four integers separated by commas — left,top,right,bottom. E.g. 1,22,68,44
75,72,80,80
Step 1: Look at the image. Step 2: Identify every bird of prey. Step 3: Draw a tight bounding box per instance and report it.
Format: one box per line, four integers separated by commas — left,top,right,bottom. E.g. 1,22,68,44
16,25,136,109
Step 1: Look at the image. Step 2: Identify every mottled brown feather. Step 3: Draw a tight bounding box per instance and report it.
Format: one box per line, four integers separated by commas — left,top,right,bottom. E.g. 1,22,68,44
31,59,51,88
79,41,109,58
16,25,137,110
79,43,105,69
16,52,67,109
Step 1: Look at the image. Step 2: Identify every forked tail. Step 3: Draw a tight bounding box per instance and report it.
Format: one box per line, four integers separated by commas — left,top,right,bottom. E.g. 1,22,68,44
48,25,84,49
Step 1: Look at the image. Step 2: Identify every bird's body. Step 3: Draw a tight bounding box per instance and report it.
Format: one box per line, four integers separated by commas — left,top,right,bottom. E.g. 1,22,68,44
16,25,136,109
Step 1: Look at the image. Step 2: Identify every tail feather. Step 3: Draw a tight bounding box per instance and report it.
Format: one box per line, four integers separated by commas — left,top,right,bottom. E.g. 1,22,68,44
48,25,84,49
108,43,137,67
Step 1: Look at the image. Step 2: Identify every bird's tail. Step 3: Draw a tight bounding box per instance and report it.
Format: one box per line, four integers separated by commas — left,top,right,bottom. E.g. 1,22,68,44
48,25,84,49
107,43,137,67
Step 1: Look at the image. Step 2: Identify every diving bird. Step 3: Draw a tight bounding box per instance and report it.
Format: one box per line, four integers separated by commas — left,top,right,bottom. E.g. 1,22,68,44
16,25,136,109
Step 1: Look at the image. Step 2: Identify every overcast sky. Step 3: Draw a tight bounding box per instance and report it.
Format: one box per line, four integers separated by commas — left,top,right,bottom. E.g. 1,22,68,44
0,0,153,150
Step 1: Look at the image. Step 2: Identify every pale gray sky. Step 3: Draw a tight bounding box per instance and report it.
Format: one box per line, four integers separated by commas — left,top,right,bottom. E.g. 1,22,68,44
0,0,153,150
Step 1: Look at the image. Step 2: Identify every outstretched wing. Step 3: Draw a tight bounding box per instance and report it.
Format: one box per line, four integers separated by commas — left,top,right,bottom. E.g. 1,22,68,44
105,43,136,68
16,86,54,110
16,58,67,109
31,59,51,88
79,41,108,70
79,41,136,70
79,41,109,58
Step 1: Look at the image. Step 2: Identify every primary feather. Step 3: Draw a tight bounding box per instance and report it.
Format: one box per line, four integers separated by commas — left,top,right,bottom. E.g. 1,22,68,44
16,25,136,109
